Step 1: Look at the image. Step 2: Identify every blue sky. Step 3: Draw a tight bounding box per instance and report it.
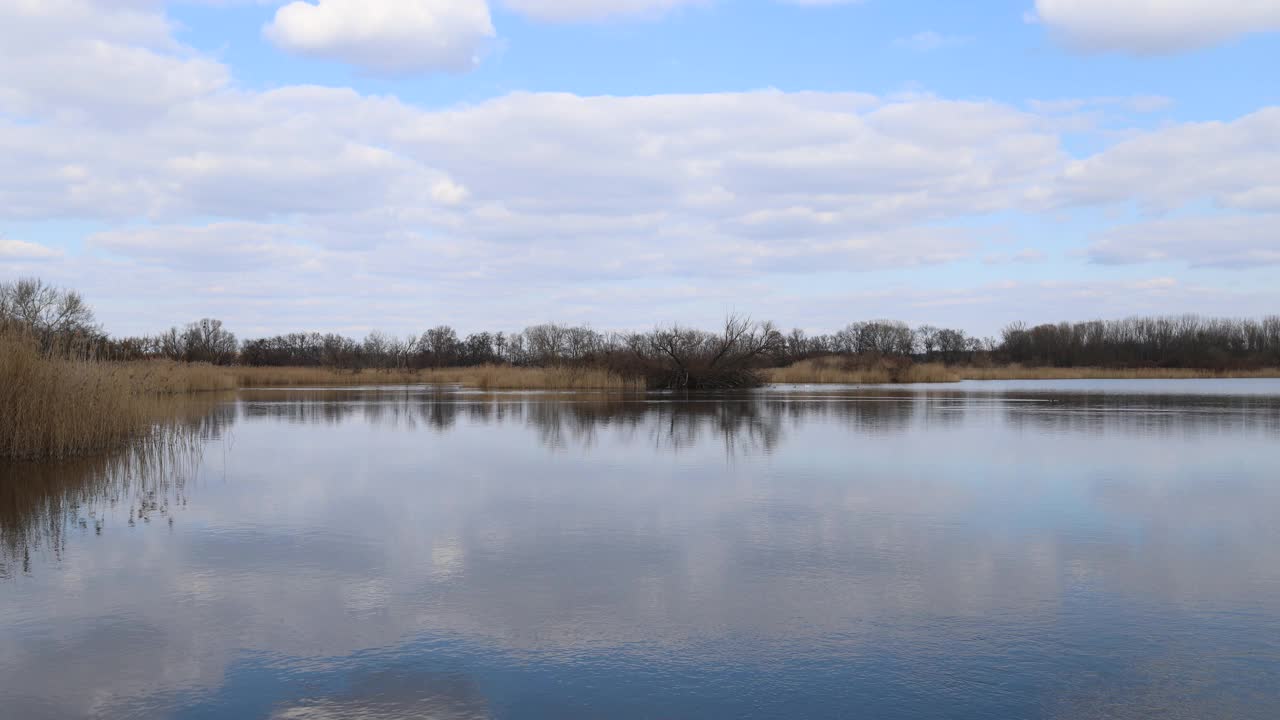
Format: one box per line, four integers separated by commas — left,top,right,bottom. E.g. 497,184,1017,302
1,0,1278,338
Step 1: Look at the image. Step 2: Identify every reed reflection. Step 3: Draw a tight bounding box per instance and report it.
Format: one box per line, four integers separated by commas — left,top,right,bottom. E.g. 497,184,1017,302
0,395,233,577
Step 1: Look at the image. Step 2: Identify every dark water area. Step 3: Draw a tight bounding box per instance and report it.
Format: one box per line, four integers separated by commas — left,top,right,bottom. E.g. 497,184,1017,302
2,381,1279,719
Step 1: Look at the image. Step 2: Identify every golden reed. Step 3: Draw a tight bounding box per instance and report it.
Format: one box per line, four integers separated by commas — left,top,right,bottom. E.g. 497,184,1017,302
765,357,1280,385
1,328,233,460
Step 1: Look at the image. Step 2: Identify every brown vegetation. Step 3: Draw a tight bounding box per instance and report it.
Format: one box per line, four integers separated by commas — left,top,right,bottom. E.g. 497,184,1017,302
234,364,641,390
953,365,1280,381
0,328,233,460
765,357,961,384
766,357,1280,385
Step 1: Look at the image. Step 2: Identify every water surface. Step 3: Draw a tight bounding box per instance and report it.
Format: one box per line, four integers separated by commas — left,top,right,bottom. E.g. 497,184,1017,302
3,381,1279,719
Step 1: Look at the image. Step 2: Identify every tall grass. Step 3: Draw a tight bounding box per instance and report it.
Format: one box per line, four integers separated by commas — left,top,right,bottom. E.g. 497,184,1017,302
235,364,641,390
1,333,137,459
766,357,1280,385
427,364,641,390
0,329,234,460
952,365,1280,381
765,357,960,384
119,360,236,394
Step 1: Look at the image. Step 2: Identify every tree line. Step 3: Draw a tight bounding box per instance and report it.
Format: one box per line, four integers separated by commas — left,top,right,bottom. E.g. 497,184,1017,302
5,278,1279,386
999,316,1280,370
107,315,1280,377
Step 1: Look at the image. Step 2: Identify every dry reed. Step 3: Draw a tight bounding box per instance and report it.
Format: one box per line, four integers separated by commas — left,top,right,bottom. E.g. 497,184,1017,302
234,364,640,390
952,365,1280,381
766,357,1280,385
1,334,138,459
1,330,234,460
765,358,960,384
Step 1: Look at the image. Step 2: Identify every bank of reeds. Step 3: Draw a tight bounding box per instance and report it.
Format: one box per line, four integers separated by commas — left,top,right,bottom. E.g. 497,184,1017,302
235,364,641,390
765,357,1280,385
765,357,960,384
952,365,1280,381
0,329,234,460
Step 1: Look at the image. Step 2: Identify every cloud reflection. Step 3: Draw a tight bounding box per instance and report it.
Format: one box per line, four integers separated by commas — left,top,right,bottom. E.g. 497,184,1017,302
1,384,1278,718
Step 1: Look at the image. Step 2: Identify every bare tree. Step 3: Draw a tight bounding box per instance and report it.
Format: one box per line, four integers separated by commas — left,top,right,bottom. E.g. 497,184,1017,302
624,315,784,388
179,319,238,364
0,277,100,353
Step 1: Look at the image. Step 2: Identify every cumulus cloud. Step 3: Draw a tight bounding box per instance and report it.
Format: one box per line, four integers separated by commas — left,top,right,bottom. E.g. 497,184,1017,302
3,0,1277,336
0,0,227,123
1090,215,1280,268
1033,0,1280,54
0,238,61,260
264,0,495,73
89,223,329,272
1055,107,1280,212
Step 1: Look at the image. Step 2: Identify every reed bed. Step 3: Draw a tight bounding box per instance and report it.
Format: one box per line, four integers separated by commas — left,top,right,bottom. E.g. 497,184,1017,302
765,358,960,385
426,364,640,390
766,357,1280,385
234,366,424,387
0,331,234,460
235,364,641,390
953,365,1280,380
120,360,236,394
1,335,139,460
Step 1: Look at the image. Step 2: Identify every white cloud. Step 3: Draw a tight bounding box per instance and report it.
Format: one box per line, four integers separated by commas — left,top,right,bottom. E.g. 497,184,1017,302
3,0,1278,336
0,238,61,260
264,0,495,73
983,249,1047,265
89,223,328,272
0,0,227,124
1033,0,1280,54
1090,215,1280,268
1055,107,1280,212
4,80,1066,332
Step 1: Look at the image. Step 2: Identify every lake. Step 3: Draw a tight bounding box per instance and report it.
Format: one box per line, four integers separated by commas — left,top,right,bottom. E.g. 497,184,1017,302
2,380,1279,719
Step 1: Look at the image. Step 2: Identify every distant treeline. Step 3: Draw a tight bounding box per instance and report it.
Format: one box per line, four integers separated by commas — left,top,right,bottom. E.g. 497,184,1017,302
998,317,1280,369
5,277,1280,388
112,317,1280,373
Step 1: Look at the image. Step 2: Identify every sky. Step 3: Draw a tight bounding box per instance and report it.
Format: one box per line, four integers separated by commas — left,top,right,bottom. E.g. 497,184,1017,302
0,0,1278,339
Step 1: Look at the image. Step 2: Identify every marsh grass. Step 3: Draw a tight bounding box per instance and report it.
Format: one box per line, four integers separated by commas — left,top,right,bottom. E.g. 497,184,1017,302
953,365,1280,380
765,357,960,384
766,357,1280,385
432,364,642,391
235,364,641,390
3,330,639,459
0,329,233,460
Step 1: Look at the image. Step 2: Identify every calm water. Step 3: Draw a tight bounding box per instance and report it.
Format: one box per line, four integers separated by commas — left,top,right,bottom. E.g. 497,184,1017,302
2,381,1279,719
